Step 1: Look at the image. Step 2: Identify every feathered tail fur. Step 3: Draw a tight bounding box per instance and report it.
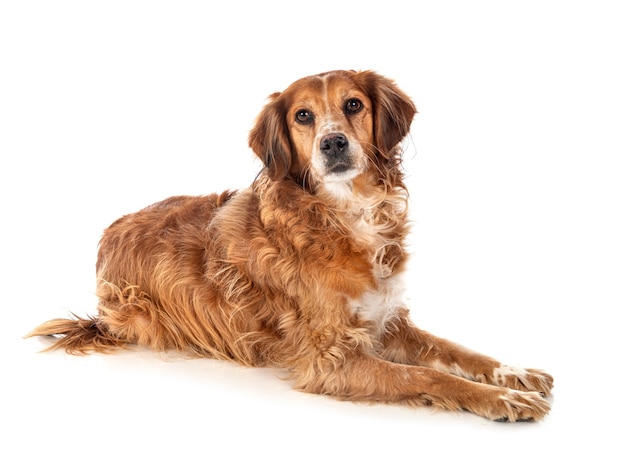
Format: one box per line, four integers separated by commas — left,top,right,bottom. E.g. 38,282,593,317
26,314,126,354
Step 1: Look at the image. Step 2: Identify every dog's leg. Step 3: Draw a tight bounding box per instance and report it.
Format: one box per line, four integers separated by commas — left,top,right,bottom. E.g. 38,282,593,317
379,308,553,397
296,353,550,422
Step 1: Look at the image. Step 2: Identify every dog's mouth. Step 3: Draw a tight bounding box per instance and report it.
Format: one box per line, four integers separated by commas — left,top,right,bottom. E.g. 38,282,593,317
312,143,363,184
328,162,351,175
325,154,356,175
323,161,362,184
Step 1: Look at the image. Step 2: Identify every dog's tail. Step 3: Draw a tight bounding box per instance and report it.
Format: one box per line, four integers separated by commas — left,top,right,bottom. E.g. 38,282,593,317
25,314,125,354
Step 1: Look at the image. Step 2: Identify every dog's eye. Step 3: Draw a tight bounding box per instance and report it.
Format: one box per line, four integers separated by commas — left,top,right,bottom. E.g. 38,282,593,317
345,98,363,114
295,109,314,124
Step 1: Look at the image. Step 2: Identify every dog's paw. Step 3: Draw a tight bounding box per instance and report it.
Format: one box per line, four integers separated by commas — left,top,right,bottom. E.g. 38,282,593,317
492,365,553,397
489,389,551,422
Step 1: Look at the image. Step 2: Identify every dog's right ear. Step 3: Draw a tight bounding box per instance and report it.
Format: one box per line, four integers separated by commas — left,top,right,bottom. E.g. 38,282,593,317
248,93,292,181
356,71,417,158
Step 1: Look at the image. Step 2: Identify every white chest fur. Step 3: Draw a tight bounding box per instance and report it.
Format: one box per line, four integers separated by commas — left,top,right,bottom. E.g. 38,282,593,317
349,273,405,334
322,179,407,334
348,204,406,333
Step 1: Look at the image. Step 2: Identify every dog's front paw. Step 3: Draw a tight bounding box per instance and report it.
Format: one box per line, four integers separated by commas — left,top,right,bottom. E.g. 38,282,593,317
491,389,551,422
492,365,553,397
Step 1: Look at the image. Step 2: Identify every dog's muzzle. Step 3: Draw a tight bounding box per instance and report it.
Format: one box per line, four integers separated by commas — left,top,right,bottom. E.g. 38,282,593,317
320,133,351,174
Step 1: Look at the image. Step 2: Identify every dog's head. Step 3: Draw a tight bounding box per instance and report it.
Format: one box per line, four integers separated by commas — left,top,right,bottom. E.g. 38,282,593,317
249,70,416,195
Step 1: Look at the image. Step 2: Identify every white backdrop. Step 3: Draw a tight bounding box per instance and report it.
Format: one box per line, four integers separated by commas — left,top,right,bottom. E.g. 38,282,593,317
1,1,625,457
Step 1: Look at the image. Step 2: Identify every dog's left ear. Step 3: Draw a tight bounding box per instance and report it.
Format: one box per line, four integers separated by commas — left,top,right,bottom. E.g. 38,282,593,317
356,71,417,157
248,93,292,180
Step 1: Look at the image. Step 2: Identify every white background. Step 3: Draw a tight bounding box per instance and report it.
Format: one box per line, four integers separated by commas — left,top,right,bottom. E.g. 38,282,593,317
1,1,625,457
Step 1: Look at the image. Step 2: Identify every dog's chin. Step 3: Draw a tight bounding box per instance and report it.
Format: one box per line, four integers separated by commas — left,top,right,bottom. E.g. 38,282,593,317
316,166,363,201
322,164,362,184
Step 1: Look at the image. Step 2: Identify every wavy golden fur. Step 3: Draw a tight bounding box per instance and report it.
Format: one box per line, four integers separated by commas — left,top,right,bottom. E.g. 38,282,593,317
28,70,553,421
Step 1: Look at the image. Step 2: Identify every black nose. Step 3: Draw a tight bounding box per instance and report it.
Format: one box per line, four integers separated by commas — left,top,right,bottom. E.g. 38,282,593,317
320,133,348,157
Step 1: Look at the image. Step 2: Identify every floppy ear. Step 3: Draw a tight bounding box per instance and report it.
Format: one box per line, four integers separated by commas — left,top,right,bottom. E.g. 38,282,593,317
248,93,293,180
357,71,417,157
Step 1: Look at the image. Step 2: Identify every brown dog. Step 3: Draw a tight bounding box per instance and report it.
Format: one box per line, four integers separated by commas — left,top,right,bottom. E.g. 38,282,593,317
28,70,553,421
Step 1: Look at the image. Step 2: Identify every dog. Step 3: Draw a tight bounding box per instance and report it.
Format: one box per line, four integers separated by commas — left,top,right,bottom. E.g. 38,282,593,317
27,70,553,421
